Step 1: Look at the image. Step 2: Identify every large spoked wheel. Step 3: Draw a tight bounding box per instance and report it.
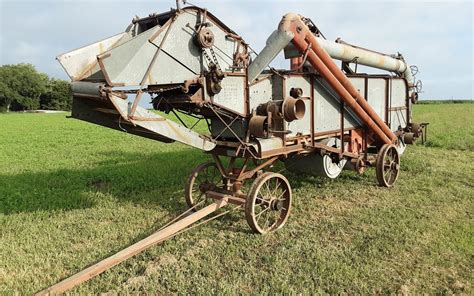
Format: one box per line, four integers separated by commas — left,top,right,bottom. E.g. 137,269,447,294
376,144,401,188
245,172,292,234
185,162,224,211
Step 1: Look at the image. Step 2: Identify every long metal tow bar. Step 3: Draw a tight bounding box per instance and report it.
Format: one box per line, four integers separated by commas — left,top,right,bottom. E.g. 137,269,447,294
36,198,237,295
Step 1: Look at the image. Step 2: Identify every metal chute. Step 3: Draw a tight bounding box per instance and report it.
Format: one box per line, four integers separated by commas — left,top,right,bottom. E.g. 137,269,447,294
70,81,216,151
57,32,131,81
57,7,248,151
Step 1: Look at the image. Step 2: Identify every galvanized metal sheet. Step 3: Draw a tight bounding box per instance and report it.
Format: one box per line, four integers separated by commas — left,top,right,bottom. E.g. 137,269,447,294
285,76,311,98
367,78,386,122
257,137,284,154
391,79,407,107
313,82,344,132
313,78,359,133
389,79,408,131
249,77,273,112
350,77,365,99
271,75,284,101
149,11,202,84
99,26,162,86
97,9,241,87
285,76,311,137
212,76,246,115
109,95,216,151
57,32,129,81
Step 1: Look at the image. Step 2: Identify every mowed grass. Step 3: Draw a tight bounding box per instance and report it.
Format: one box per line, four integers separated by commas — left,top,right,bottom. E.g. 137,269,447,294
412,103,474,151
0,103,473,294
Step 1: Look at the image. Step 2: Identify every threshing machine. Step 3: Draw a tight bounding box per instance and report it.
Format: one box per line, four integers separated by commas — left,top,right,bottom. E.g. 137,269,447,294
41,2,425,293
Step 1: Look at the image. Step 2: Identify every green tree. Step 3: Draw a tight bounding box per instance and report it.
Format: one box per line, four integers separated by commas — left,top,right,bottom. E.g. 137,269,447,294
40,79,72,111
0,64,48,112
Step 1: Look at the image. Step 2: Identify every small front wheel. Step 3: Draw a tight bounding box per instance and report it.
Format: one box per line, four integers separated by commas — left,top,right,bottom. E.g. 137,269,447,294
245,172,292,234
185,162,224,211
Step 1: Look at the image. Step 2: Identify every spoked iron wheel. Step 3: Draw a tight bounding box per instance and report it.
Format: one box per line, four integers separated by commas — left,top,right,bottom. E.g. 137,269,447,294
375,144,401,187
185,162,224,211
245,172,292,234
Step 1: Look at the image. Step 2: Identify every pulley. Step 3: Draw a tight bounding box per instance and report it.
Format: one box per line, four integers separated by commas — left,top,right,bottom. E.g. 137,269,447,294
249,115,268,138
205,62,225,96
196,27,215,48
282,97,306,122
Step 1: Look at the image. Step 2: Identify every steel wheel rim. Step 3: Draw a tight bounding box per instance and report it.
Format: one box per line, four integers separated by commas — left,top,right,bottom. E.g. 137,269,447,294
246,173,292,234
382,146,400,186
185,162,224,211
376,144,400,187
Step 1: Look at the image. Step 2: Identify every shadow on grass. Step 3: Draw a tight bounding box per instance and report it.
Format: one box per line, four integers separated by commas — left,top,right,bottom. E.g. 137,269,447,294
0,150,208,215
0,148,373,217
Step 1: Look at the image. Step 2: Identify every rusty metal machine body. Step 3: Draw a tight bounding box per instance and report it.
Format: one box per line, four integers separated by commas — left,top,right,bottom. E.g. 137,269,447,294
41,3,427,293
57,4,426,235
58,4,424,235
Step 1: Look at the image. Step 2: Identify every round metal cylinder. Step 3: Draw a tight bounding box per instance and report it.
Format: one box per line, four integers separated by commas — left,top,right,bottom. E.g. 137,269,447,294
282,97,305,122
404,132,416,144
249,115,268,138
71,81,105,97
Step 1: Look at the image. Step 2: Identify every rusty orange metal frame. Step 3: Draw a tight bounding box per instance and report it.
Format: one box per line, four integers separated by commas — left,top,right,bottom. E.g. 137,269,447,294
278,13,396,145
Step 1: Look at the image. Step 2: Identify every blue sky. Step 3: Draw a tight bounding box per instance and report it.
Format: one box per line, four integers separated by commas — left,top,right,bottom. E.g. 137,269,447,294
1,0,473,100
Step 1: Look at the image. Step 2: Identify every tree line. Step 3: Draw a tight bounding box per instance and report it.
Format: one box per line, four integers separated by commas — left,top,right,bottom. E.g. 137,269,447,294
0,63,72,112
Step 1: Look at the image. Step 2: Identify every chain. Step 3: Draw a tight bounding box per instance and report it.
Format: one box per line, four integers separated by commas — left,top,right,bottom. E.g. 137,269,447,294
202,47,222,71
209,47,221,71
148,85,183,95
202,49,213,65
119,85,182,95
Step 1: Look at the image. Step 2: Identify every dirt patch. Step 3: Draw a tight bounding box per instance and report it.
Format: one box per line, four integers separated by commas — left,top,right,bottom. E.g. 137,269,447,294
451,280,467,292
398,284,410,296
124,275,147,288
158,252,178,266
144,252,178,276
144,262,161,277
184,239,212,257
100,289,118,296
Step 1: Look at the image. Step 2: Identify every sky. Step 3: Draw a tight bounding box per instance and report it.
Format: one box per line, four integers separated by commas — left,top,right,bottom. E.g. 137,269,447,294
1,0,473,100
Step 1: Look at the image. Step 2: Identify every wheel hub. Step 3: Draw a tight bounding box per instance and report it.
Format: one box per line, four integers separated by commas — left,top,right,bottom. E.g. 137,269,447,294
245,172,293,234
270,199,283,211
199,182,215,193
390,162,399,171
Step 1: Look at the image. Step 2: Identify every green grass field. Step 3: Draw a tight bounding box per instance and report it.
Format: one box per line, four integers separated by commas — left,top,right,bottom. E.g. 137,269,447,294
0,103,473,294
